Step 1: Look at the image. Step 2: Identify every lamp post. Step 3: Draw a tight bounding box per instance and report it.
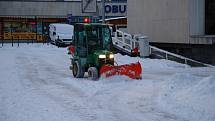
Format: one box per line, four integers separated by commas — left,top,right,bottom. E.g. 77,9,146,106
102,0,105,23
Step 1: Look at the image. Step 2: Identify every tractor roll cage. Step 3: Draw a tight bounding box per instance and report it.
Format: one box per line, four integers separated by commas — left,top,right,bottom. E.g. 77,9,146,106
74,23,112,55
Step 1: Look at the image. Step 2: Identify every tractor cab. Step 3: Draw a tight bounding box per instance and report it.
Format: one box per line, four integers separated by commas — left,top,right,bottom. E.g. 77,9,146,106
74,23,112,55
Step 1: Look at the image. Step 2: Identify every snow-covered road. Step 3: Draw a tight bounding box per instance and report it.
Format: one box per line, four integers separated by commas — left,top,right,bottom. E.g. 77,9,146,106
0,44,215,121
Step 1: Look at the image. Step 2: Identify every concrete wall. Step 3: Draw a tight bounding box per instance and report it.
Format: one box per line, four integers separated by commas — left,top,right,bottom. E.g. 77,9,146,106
0,1,77,16
0,1,126,17
128,0,190,44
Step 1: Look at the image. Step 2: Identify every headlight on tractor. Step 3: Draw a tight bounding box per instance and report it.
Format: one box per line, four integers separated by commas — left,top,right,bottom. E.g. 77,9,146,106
109,54,114,59
99,54,106,59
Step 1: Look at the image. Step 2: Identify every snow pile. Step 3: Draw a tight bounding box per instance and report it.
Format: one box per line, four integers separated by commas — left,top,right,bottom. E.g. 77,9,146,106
159,74,215,121
115,53,187,69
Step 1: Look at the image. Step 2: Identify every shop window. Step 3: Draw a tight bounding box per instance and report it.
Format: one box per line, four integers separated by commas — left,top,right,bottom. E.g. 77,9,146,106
3,21,36,33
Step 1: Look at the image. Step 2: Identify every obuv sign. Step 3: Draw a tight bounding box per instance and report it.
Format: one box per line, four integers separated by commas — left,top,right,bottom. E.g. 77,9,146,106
105,5,127,14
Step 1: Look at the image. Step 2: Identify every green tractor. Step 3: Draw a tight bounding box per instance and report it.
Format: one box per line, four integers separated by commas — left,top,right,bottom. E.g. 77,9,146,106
68,23,114,80
68,23,142,80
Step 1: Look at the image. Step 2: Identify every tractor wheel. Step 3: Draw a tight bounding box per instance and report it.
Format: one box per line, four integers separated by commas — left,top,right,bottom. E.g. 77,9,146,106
88,67,99,81
72,61,84,78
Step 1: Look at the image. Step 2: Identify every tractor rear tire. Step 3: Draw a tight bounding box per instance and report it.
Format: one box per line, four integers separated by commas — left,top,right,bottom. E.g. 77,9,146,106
88,67,99,81
72,61,84,78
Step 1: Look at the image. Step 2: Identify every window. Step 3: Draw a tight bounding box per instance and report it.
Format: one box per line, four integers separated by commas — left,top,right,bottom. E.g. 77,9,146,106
205,0,215,35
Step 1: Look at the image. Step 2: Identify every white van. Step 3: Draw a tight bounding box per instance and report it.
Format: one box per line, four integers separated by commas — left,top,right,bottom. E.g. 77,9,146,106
49,23,74,46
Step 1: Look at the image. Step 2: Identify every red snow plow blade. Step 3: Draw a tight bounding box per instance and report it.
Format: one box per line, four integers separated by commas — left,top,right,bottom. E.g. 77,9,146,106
100,62,142,79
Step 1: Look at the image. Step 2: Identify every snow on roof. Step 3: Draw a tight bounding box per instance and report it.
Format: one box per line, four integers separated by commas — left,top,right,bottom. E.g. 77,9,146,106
49,23,73,27
99,16,127,22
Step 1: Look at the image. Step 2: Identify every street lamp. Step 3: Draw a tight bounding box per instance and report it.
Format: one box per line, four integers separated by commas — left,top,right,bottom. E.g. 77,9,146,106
102,0,105,23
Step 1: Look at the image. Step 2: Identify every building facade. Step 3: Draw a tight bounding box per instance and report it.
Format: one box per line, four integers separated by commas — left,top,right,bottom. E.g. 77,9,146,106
128,0,215,65
0,0,127,41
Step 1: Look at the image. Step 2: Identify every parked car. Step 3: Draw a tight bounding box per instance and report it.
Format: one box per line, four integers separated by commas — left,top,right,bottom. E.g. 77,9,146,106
49,23,74,47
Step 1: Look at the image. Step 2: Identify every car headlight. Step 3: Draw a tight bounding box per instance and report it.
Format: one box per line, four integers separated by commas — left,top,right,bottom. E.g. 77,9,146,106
109,54,114,59
99,54,106,59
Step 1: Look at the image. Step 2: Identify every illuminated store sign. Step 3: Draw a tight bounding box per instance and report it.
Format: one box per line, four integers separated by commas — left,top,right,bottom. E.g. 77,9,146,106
105,5,127,13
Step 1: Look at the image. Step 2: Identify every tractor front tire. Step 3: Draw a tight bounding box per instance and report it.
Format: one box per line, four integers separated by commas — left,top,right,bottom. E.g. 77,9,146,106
88,67,99,81
72,61,84,78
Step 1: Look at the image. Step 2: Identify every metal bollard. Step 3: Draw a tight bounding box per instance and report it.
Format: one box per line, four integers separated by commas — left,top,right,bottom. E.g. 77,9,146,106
17,37,19,47
1,38,3,47
12,36,13,47
43,36,45,45
47,36,50,45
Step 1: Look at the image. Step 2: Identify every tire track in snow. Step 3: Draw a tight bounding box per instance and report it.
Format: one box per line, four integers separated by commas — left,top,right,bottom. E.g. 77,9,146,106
15,50,119,121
